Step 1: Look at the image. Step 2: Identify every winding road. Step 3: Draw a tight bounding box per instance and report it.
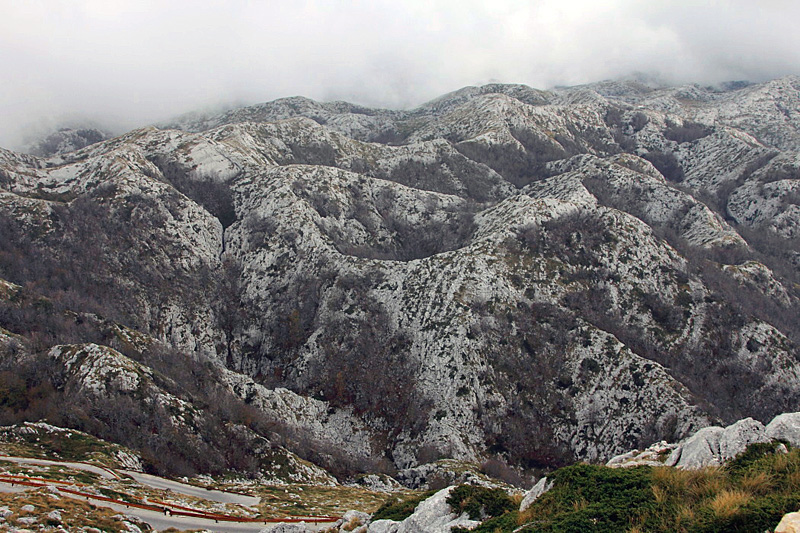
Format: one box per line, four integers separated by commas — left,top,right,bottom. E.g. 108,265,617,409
122,470,260,506
0,455,336,531
0,455,118,479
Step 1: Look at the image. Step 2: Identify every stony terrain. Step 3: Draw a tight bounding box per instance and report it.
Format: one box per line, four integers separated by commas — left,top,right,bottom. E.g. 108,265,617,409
0,76,799,484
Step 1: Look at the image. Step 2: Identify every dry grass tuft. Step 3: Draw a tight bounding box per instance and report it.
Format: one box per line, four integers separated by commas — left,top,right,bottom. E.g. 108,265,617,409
708,489,750,518
652,466,692,498
668,502,695,533
652,485,668,505
788,470,800,491
771,451,792,473
686,467,726,501
739,471,773,495
517,504,537,525
572,497,587,512
341,515,362,531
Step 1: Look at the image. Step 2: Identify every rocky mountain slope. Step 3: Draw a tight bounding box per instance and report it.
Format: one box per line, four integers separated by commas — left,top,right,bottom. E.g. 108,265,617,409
1,76,799,481
24,127,108,158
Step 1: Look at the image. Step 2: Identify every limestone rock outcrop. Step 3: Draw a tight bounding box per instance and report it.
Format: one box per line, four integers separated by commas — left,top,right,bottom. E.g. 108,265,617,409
367,487,480,533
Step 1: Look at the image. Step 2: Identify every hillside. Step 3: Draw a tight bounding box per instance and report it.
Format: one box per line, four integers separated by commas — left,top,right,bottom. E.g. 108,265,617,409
1,77,799,483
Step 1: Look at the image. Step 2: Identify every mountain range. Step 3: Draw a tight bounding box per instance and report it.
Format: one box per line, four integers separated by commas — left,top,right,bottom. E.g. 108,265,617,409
1,76,799,483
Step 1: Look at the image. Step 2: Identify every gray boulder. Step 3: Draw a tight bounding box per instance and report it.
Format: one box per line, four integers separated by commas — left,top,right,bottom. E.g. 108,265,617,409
336,510,370,532
766,412,800,447
668,418,769,469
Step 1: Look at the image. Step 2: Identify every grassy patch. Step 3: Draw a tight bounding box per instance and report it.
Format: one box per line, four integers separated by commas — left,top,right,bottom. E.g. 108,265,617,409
446,484,516,520
0,423,128,467
0,461,102,486
0,488,146,532
503,443,800,532
258,484,389,518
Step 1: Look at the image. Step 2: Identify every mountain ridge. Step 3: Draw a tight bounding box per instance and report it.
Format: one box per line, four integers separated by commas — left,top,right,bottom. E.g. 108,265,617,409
1,76,799,483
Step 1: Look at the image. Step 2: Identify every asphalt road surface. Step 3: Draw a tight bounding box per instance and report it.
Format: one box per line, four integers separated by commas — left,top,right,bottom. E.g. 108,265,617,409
0,455,260,506
122,470,261,506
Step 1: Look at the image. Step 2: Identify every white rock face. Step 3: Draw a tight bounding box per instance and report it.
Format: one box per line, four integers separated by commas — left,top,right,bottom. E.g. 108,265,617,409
113,450,144,472
766,413,800,446
50,343,145,395
367,487,480,533
48,344,207,443
220,369,376,462
519,476,554,512
2,77,800,476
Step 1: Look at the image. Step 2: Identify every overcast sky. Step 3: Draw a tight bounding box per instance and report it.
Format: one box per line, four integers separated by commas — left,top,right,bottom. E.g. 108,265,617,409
2,0,799,150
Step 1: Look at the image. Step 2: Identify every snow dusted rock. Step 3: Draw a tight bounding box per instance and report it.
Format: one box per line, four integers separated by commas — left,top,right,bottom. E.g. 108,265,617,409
668,418,769,469
367,487,480,533
766,413,800,447
27,127,108,157
776,511,800,533
519,477,554,512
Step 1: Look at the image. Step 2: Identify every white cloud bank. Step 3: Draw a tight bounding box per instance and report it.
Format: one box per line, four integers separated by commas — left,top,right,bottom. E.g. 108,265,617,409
1,0,799,149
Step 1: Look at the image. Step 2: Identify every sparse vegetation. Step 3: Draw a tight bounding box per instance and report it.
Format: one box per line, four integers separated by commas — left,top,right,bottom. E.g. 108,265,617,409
446,484,516,520
643,150,685,182
466,442,800,532
0,489,150,532
664,120,712,144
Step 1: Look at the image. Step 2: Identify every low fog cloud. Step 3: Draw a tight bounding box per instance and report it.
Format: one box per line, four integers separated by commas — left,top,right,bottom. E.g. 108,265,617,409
1,0,799,150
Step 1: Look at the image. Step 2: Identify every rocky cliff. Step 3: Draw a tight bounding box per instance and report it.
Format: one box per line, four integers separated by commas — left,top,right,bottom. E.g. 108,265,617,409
1,77,799,478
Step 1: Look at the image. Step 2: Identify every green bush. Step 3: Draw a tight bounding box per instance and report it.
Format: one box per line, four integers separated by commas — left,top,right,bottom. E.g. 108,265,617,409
725,441,788,477
371,490,436,521
498,444,800,532
446,484,516,520
519,463,655,532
